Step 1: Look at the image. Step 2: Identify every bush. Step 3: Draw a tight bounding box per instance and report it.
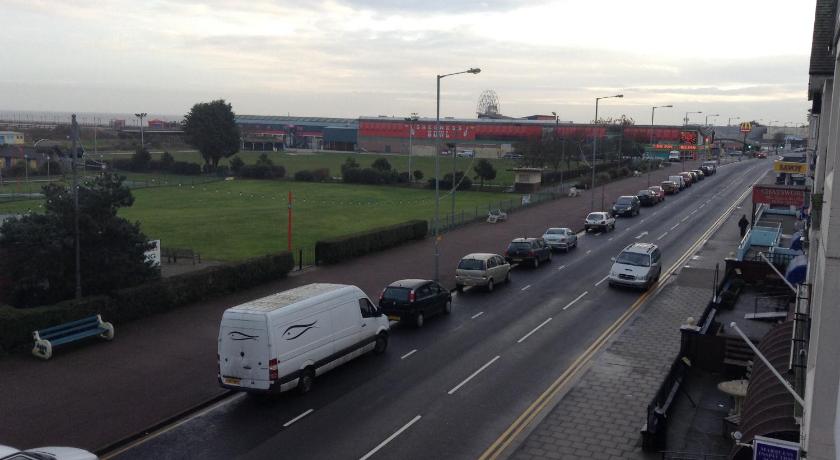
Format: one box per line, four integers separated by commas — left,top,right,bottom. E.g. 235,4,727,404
161,152,175,170
228,156,244,174
371,157,392,172
343,167,397,185
428,171,473,191
341,157,360,175
316,220,428,265
0,252,294,352
214,165,231,177
131,147,152,172
4,162,27,178
38,160,63,176
413,170,424,181
171,161,202,175
239,163,285,179
596,172,611,185
398,171,411,183
295,169,316,181
618,167,631,177
312,168,330,182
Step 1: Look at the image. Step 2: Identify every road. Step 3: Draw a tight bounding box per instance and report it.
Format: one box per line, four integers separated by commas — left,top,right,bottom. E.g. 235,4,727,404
108,159,771,460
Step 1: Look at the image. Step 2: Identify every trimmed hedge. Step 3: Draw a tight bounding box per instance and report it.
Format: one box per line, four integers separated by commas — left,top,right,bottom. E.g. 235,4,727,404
0,252,294,352
315,220,428,265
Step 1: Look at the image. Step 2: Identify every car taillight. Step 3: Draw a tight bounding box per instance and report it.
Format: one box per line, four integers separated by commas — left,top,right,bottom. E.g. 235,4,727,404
379,289,385,301
269,358,278,381
409,290,416,303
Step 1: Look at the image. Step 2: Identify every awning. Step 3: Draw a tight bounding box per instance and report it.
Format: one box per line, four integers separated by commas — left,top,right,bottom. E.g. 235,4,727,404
730,321,799,459
785,255,807,285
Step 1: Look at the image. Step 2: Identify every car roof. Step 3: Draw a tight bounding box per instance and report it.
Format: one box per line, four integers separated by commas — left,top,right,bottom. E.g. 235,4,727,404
618,195,637,199
621,242,658,254
662,180,676,184
510,237,539,243
387,279,431,288
461,253,498,260
545,227,571,231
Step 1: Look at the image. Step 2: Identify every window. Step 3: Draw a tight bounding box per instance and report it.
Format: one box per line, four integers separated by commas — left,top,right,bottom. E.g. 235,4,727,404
616,251,651,267
359,298,377,317
416,285,432,299
652,249,661,264
487,257,497,268
495,256,505,266
458,259,485,270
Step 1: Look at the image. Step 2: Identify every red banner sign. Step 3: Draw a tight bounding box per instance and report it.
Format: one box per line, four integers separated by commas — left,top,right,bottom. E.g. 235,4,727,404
752,185,807,207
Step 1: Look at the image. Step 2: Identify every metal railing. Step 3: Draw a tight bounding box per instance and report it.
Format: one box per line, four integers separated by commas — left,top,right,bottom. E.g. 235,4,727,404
660,452,726,460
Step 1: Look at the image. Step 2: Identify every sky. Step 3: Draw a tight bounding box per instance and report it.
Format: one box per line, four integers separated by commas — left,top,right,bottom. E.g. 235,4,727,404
0,0,818,125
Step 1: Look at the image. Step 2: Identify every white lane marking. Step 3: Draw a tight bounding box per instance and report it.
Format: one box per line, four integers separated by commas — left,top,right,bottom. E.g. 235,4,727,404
657,232,668,241
641,219,646,223
401,349,418,360
283,409,314,427
595,275,609,286
557,265,566,271
699,203,706,209
690,209,698,215
516,318,553,343
585,250,592,255
681,216,689,222
624,228,630,232
359,415,422,460
521,284,531,291
671,223,680,230
471,311,484,319
448,356,501,395
608,237,613,241
563,291,589,310
635,231,649,239
652,211,658,216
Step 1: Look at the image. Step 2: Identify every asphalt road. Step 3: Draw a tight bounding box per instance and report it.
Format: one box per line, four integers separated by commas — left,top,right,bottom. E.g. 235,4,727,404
109,159,772,460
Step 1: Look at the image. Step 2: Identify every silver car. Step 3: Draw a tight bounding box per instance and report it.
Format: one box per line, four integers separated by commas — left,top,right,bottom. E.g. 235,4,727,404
542,227,578,252
455,253,511,292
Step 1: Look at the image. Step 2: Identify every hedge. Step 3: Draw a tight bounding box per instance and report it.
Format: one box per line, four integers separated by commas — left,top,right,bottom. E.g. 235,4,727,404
0,252,294,352
315,220,428,265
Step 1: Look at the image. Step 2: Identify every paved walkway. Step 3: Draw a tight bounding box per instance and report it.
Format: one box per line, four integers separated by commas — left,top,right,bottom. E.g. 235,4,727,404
508,170,762,460
0,159,728,451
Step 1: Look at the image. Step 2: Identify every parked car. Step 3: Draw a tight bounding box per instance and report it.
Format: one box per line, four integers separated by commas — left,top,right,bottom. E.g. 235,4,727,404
690,169,705,181
456,150,475,158
379,279,451,328
678,172,694,187
608,243,663,290
455,253,511,292
686,171,700,183
611,195,641,217
542,227,578,252
218,283,389,394
502,152,524,160
669,175,686,190
0,445,98,460
505,237,552,267
636,189,658,206
699,165,714,176
756,151,767,159
648,185,666,202
585,212,616,232
661,181,679,195
668,150,681,162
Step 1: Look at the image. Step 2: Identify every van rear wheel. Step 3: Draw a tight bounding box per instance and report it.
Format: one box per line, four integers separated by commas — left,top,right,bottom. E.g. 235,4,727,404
374,333,388,354
298,368,315,394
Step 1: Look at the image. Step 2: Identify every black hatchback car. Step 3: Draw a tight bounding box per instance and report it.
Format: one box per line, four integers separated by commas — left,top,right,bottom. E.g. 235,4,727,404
505,237,552,268
636,189,657,206
612,195,641,217
379,279,451,328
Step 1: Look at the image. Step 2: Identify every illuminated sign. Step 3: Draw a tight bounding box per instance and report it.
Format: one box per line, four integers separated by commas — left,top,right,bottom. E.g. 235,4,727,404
652,144,699,151
679,131,698,145
752,185,808,207
773,161,808,174
740,121,752,133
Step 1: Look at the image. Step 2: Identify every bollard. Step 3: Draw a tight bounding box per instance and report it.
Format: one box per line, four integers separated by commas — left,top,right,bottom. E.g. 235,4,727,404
299,249,303,271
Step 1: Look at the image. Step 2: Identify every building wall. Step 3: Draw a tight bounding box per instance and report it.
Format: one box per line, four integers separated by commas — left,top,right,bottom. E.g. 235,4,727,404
0,131,24,146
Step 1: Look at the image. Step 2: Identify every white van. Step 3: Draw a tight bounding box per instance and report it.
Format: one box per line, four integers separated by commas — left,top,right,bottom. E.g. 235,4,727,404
669,175,686,190
668,150,681,162
218,283,390,394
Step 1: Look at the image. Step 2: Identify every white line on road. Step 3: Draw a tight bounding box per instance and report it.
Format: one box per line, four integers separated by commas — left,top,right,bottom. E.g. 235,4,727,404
448,356,501,395
635,231,649,239
657,232,668,241
359,415,422,460
595,276,609,286
557,265,566,271
690,209,698,215
608,236,614,241
517,318,553,343
401,349,418,360
699,203,706,209
563,291,589,310
283,409,314,427
624,228,630,232
471,311,485,319
641,219,646,223
670,223,680,230
681,216,689,222
521,284,531,291
585,250,592,255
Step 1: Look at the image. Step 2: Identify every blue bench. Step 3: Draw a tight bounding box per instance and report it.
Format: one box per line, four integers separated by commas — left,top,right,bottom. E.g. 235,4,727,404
32,314,115,360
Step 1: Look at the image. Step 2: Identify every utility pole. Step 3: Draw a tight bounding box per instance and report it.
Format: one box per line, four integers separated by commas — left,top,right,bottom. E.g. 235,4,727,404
71,114,82,300
134,112,147,148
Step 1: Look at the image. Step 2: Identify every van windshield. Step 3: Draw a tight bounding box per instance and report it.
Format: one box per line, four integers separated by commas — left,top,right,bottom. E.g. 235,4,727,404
458,259,485,270
382,287,410,302
616,251,651,267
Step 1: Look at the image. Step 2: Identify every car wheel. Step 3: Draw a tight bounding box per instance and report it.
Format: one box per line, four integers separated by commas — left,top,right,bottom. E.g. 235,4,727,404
374,333,389,354
414,312,425,328
298,367,315,394
533,258,539,268
487,279,495,292
444,300,452,314
547,252,552,262
505,271,511,283
456,284,463,292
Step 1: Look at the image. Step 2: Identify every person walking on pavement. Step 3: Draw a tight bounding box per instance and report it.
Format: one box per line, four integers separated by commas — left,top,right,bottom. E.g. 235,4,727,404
738,214,749,238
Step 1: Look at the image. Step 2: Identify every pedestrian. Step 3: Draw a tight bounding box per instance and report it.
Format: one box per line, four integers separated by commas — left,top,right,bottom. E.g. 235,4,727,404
738,214,749,238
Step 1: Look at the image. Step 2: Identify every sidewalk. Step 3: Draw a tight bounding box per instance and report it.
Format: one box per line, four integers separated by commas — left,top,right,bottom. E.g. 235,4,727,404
0,160,725,451
507,169,763,460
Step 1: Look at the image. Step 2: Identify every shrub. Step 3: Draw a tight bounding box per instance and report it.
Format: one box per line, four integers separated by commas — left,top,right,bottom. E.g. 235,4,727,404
295,169,316,181
312,168,330,182
316,220,428,265
398,171,411,183
619,167,631,177
228,156,244,174
429,171,473,191
0,252,294,352
161,151,175,170
596,172,611,185
413,170,424,181
238,163,285,179
341,157,360,175
38,160,63,176
371,157,392,172
343,167,397,185
131,147,152,172
171,161,202,175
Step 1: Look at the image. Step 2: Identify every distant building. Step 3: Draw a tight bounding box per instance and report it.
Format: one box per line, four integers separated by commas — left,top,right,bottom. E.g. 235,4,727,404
0,131,24,146
235,115,358,152
111,119,126,129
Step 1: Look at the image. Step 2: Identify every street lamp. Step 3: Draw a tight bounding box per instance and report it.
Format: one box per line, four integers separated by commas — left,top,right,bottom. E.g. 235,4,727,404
34,138,49,181
683,111,702,126
24,153,29,196
405,113,419,183
705,113,719,126
727,116,740,127
435,67,480,282
649,105,672,187
134,112,147,147
591,94,623,212
552,111,566,188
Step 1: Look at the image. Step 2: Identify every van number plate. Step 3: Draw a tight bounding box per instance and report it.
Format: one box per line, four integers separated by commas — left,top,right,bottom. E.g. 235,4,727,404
223,377,241,386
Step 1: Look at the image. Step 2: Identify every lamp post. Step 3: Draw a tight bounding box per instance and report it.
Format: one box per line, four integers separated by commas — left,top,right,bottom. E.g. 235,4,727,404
24,153,29,196
71,114,82,300
405,113,419,183
552,111,566,188
435,67,480,282
727,116,740,127
134,112,147,147
649,105,672,186
683,111,702,126
591,94,623,212
34,138,49,181
705,113,719,126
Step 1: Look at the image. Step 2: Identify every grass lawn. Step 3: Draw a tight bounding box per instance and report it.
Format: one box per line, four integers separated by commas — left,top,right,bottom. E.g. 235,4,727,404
0,179,516,262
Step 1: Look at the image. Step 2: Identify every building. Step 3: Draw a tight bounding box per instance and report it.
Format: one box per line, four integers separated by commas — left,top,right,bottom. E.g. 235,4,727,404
235,115,358,152
0,131,24,146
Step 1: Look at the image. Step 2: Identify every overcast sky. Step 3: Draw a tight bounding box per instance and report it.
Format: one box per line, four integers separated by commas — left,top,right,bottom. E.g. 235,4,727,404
0,0,817,125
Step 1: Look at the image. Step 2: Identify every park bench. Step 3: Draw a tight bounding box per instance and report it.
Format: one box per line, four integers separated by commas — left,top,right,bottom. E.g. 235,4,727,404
162,247,201,265
487,209,508,223
32,314,115,360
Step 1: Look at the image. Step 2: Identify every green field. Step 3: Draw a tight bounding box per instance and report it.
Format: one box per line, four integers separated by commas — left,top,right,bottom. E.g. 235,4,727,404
0,179,514,262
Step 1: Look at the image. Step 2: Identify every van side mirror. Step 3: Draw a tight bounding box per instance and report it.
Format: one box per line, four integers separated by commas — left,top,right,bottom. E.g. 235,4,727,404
611,257,616,262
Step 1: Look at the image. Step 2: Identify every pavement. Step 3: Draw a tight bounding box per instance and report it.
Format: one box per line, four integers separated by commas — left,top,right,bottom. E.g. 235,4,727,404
506,165,769,460
0,157,753,454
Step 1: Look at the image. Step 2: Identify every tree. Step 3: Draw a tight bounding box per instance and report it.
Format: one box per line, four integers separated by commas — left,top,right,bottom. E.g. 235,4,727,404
341,157,360,175
229,156,245,174
371,157,392,172
131,146,152,171
773,132,786,145
160,151,175,170
413,169,424,181
473,159,497,188
183,99,240,169
0,173,158,307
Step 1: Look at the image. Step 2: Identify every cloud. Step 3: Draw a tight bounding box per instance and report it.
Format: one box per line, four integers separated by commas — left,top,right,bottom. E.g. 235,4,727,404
333,0,538,13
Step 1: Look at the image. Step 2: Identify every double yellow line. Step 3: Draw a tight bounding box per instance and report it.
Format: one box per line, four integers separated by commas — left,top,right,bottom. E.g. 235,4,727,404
479,169,762,460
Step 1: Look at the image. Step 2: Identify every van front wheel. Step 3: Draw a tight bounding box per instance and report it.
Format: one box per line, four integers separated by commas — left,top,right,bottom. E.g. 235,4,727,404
374,333,388,354
298,368,315,394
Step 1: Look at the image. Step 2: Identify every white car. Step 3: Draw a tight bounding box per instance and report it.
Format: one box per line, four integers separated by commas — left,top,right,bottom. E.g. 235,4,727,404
584,212,615,232
0,445,98,460
668,150,681,162
608,243,662,290
542,227,578,252
456,150,475,158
